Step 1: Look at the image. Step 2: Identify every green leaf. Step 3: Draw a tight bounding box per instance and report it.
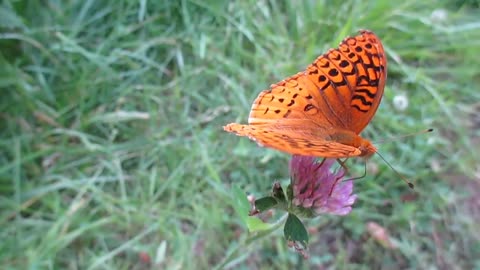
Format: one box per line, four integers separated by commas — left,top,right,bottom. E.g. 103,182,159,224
271,182,287,203
245,216,275,232
286,184,293,202
231,185,279,232
254,196,278,212
231,184,251,226
284,213,309,252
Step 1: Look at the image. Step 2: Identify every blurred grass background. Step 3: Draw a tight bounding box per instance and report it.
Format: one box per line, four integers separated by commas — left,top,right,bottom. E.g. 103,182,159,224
1,0,479,269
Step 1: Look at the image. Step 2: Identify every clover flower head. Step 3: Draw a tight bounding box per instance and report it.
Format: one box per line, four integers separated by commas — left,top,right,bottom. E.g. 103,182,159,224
289,155,357,216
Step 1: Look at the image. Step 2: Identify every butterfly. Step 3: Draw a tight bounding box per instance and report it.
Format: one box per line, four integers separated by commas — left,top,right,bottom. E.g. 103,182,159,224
224,30,387,158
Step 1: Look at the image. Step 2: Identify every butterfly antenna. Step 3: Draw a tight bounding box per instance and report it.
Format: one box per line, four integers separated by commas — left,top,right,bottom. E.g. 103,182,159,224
375,151,414,189
375,128,433,145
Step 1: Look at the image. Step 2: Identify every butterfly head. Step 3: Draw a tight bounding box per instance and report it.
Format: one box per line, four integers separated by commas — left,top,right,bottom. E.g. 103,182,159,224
359,140,377,158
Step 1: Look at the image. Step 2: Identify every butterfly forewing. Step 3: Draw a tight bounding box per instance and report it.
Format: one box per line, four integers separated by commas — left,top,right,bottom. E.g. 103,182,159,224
304,30,387,134
341,30,387,133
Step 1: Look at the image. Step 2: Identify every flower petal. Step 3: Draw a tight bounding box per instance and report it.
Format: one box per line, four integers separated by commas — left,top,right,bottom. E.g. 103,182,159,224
289,155,357,216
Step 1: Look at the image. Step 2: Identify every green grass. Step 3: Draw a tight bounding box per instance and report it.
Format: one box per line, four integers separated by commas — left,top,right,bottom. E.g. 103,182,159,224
1,0,480,269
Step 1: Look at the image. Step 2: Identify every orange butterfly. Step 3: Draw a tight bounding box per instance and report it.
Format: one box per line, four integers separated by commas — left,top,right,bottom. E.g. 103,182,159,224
224,30,387,158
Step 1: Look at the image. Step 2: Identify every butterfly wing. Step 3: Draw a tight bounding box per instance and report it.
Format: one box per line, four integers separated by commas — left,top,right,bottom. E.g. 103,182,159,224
303,30,387,133
224,121,362,158
224,30,386,157
225,73,362,158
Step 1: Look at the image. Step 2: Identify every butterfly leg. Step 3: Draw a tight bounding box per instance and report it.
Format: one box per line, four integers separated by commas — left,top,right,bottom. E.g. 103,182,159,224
340,160,368,184
336,158,350,175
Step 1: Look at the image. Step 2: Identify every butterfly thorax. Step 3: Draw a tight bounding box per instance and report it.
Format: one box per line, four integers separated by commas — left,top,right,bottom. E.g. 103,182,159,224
328,129,377,158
